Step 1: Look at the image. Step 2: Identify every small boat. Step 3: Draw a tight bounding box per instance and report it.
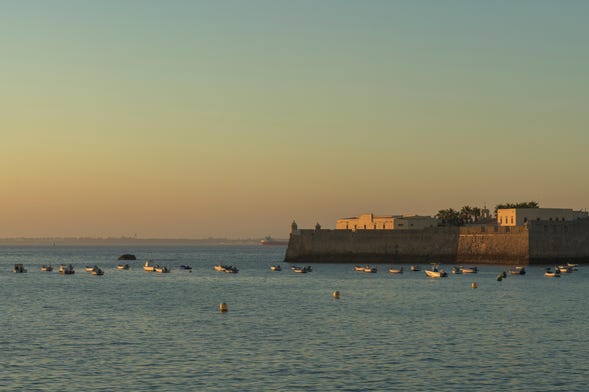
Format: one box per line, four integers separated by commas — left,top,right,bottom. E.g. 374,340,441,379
425,264,447,278
509,266,526,275
451,266,462,274
270,265,282,271
499,271,507,278
544,268,560,278
355,265,376,273
214,264,238,273
85,266,95,273
117,264,130,270
144,260,157,272
557,265,572,273
59,264,75,275
566,262,578,271
410,265,421,272
13,264,27,273
41,264,53,272
460,266,478,274
91,266,104,276
388,266,403,274
496,273,504,281
155,266,170,273
179,265,192,270
291,266,308,273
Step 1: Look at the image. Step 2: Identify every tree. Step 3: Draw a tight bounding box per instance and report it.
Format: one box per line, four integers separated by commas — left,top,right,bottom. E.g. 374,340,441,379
494,201,539,213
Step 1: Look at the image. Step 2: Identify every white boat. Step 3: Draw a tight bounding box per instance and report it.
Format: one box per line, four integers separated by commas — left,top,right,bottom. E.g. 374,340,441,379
41,264,53,272
270,265,282,271
155,266,170,273
214,264,239,273
85,266,95,273
566,262,578,270
291,266,308,273
410,265,421,272
509,266,526,275
91,267,104,276
144,260,156,272
544,269,560,278
425,264,447,278
117,264,130,270
59,264,75,275
557,265,572,273
363,266,377,273
460,266,478,274
388,266,403,274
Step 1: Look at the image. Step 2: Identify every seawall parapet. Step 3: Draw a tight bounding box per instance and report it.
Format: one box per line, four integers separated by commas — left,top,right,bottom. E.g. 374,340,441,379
285,220,589,264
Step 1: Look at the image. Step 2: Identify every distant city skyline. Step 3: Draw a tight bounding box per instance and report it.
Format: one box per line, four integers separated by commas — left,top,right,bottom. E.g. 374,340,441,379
1,1,588,238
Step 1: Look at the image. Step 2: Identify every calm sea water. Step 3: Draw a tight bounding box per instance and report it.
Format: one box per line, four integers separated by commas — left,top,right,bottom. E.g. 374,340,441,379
1,245,587,391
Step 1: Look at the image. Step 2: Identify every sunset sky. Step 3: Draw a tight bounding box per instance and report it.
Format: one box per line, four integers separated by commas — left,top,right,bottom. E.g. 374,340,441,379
1,1,588,238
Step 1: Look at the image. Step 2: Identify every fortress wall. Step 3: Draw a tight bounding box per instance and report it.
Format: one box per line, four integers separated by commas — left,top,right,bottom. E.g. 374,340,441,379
285,226,531,264
285,228,460,263
528,219,589,263
456,226,529,264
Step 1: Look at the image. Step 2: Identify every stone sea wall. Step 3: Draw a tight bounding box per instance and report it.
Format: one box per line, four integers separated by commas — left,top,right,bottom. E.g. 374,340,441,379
285,225,529,264
285,222,589,264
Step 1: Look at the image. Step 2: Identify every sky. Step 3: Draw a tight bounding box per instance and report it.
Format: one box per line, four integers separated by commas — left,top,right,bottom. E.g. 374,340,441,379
1,0,588,238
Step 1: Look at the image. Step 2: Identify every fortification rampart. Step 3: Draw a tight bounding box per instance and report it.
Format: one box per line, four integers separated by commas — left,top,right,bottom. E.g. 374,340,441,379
285,225,530,264
285,221,589,264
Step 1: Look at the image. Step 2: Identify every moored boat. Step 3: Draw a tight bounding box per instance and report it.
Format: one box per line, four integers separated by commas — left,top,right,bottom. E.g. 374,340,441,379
13,264,27,273
410,265,421,272
144,260,157,272
179,265,192,271
388,266,403,274
270,265,282,271
460,266,478,274
557,265,572,273
59,264,75,275
425,264,447,278
117,264,130,270
41,264,53,272
85,266,95,273
91,266,104,276
214,264,238,273
451,266,462,274
544,268,560,278
509,266,526,275
155,266,170,273
291,266,309,273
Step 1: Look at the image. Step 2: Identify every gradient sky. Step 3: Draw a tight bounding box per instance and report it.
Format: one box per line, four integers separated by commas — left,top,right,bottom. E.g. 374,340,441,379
1,0,588,238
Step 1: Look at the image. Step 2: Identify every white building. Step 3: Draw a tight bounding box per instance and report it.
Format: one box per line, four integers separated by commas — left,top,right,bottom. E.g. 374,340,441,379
497,208,588,227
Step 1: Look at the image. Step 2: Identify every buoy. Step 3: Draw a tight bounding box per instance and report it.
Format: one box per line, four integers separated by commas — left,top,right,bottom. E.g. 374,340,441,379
219,302,228,312
332,291,340,299
472,282,478,289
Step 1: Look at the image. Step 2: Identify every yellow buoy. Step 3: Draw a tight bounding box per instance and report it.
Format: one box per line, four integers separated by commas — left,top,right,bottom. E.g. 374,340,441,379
472,282,478,289
219,302,228,312
332,291,340,299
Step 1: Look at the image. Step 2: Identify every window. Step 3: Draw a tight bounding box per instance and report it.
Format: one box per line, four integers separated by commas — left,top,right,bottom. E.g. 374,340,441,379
383,224,386,229
373,224,376,230
523,217,528,223
363,225,366,230
511,217,514,224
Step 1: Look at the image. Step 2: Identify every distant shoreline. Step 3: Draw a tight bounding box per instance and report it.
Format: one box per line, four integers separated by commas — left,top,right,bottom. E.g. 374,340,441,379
0,238,287,246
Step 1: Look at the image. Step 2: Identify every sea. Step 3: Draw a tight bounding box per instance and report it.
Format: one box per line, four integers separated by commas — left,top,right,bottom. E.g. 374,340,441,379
1,245,587,391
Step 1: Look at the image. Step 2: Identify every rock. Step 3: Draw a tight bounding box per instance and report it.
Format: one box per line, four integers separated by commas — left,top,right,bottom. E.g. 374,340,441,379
118,254,136,260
